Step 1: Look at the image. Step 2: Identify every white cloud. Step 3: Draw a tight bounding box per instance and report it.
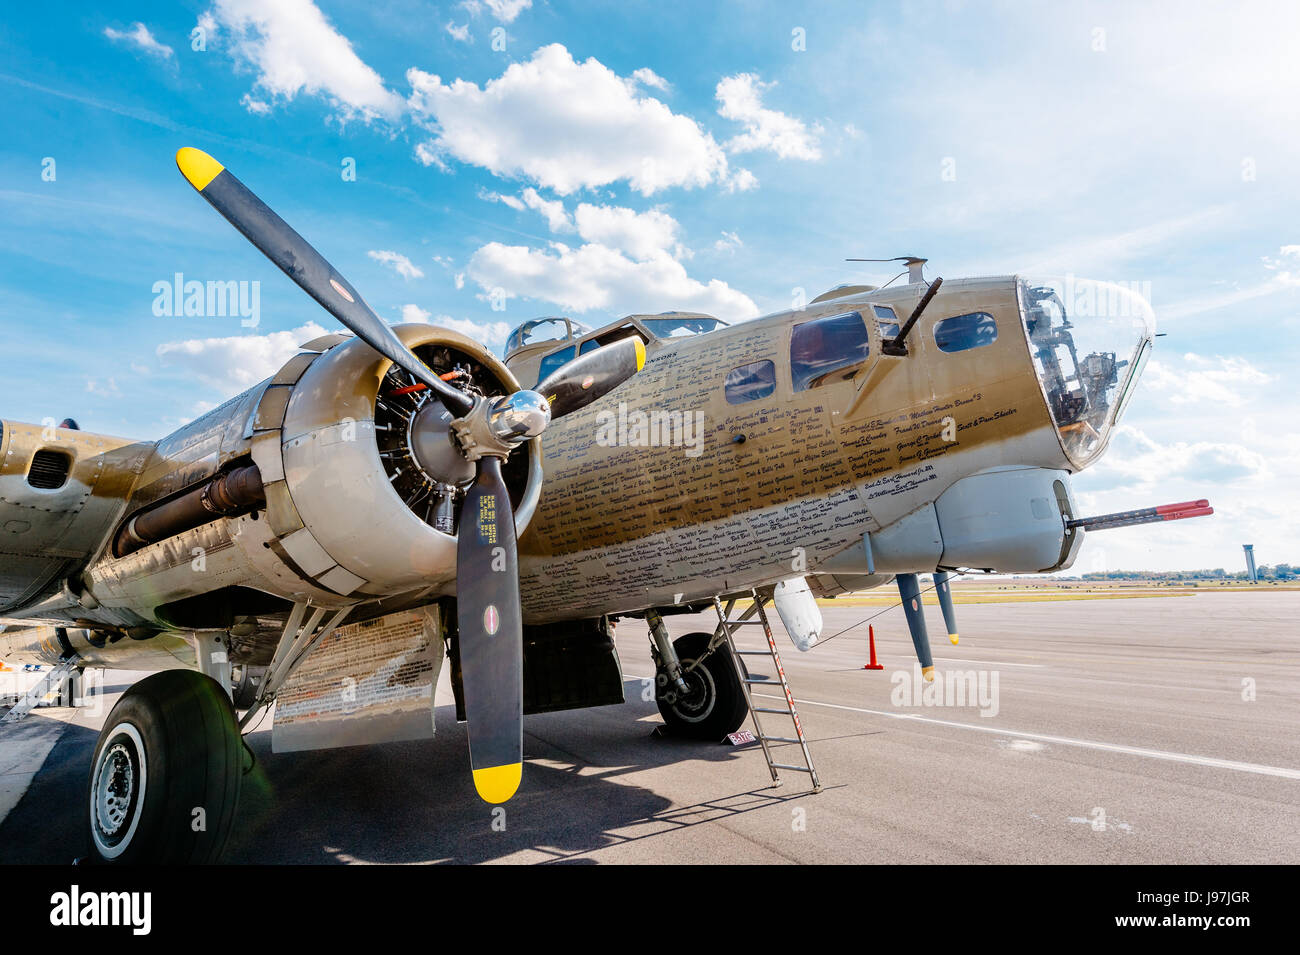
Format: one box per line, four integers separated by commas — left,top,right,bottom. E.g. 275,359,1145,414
1008,206,1231,277
413,141,447,170
240,94,271,115
1159,243,1300,321
1143,353,1273,407
631,67,670,92
467,241,757,320
522,188,573,232
477,188,525,211
572,204,679,260
368,249,425,280
445,22,471,43
1158,279,1292,322
714,230,743,253
156,322,329,391
1084,424,1270,492
400,306,512,347
725,168,758,193
1262,245,1300,286
85,377,122,398
716,73,821,161
406,44,729,195
461,0,531,24
104,23,174,59
201,0,403,121
454,272,466,290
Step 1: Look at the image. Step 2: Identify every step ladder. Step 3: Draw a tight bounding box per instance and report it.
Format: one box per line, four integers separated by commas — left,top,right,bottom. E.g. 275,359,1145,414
1,658,78,724
712,592,820,791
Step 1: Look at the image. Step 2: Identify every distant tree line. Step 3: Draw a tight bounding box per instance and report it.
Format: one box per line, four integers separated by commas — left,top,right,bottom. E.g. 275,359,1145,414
1080,564,1295,581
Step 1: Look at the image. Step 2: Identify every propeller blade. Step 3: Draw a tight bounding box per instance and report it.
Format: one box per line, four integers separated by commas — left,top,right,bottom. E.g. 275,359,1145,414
932,571,959,645
456,456,523,803
535,336,646,418
896,573,935,681
174,147,473,417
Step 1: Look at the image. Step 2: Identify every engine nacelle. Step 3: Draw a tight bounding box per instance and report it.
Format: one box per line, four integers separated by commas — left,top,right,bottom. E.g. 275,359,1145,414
261,325,541,597
80,325,541,627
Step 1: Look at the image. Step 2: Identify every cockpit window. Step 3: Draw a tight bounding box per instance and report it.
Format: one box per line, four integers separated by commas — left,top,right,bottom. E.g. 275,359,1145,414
535,346,576,383
505,317,591,354
934,312,998,353
725,360,776,404
790,311,870,391
641,316,727,338
872,304,900,340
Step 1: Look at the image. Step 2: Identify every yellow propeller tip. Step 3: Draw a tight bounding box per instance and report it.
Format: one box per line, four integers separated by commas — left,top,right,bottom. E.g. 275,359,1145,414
922,665,936,682
472,762,522,804
949,633,959,645
633,338,646,371
176,147,224,192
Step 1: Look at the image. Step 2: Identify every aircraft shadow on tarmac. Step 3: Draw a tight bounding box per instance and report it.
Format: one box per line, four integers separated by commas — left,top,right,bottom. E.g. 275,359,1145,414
1,680,816,865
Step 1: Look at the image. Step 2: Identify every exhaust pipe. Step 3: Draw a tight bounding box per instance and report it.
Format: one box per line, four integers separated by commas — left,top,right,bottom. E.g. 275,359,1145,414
113,463,265,558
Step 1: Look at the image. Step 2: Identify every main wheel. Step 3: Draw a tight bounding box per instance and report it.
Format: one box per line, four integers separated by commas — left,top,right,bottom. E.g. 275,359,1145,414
85,669,243,864
656,632,749,740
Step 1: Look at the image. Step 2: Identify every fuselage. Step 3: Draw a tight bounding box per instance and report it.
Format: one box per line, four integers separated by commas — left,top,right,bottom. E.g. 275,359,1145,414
1,273,1154,645
518,275,1135,619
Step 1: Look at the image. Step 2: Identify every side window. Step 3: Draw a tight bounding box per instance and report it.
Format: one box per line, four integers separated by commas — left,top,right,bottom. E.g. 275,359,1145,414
871,304,900,340
933,312,998,353
535,345,576,383
790,311,870,391
725,360,776,404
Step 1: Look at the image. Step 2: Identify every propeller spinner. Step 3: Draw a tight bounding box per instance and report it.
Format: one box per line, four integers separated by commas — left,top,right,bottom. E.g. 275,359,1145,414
175,147,645,803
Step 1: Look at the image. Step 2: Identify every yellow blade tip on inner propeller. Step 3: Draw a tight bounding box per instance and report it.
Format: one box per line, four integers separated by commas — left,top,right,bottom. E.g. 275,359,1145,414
175,147,224,192
472,762,522,804
949,633,959,645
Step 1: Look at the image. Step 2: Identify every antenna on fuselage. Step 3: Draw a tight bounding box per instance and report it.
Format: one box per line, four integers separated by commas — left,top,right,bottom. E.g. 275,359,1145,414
846,255,927,284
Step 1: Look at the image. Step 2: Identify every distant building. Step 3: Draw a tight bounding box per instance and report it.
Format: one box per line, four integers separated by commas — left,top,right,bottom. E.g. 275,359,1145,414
1243,544,1258,582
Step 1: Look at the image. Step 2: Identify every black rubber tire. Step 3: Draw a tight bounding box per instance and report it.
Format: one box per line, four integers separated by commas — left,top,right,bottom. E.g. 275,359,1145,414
656,632,749,741
85,670,243,864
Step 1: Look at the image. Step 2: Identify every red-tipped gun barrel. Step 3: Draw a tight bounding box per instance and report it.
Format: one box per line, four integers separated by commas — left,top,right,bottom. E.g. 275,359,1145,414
1067,499,1213,533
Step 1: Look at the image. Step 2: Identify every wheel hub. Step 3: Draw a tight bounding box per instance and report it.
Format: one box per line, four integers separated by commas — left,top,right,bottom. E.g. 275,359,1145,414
94,740,135,837
670,664,716,721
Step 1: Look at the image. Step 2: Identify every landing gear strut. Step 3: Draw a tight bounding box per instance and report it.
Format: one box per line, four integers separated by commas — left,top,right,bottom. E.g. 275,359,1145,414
84,670,243,864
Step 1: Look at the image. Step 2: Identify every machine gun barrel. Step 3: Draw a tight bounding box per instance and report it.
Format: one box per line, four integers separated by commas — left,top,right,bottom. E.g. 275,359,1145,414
1067,499,1212,532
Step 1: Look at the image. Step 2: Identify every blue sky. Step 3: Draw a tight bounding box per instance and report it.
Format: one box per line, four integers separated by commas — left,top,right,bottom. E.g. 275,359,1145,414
1,0,1296,572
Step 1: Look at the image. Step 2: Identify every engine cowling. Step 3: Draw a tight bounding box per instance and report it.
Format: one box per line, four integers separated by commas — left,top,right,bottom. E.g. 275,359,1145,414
79,325,541,627
263,324,542,596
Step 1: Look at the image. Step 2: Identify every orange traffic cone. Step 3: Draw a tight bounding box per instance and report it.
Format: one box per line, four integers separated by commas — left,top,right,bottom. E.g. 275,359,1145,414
863,624,884,670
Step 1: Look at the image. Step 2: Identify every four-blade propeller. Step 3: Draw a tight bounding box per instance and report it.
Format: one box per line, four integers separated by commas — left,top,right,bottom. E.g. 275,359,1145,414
175,147,645,804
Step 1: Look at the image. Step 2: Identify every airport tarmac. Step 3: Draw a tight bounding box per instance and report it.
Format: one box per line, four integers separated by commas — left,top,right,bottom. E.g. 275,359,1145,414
1,590,1297,864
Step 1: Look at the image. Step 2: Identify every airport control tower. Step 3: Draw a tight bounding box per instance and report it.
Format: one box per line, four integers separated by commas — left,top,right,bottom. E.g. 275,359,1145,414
1243,544,1258,582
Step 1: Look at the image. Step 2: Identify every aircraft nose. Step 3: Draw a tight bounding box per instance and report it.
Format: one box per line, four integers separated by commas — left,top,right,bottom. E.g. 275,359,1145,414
1018,275,1154,468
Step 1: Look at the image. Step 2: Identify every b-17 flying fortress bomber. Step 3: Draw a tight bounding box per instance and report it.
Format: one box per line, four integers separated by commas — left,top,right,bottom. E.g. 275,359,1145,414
0,148,1209,863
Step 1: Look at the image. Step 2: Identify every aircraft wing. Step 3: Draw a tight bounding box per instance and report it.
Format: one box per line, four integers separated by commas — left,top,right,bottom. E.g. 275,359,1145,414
0,420,154,617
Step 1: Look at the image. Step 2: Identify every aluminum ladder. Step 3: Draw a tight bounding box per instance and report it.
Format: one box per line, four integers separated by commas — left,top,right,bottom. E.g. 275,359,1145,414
1,658,78,724
713,592,820,791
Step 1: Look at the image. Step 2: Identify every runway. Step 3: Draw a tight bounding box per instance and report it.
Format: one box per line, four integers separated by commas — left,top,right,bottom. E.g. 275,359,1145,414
2,590,1297,864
